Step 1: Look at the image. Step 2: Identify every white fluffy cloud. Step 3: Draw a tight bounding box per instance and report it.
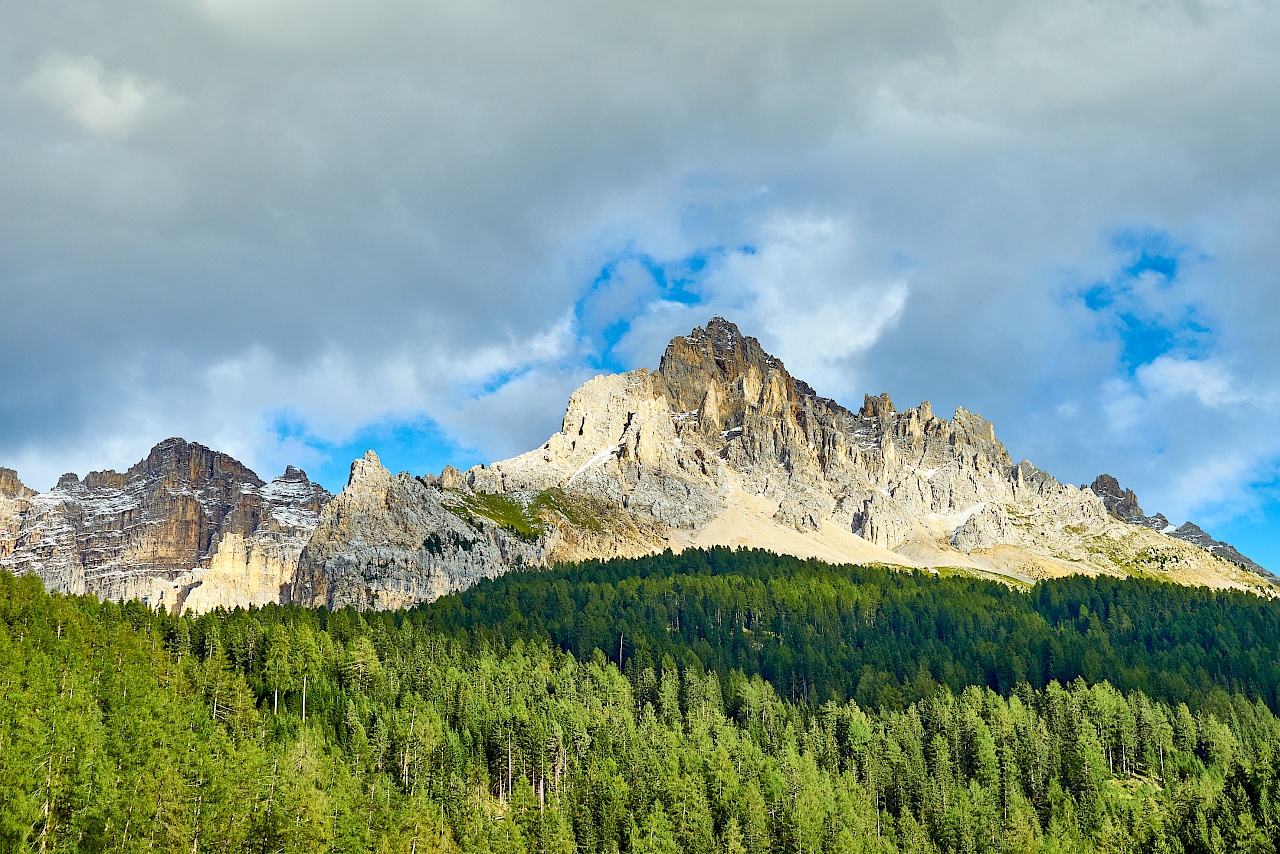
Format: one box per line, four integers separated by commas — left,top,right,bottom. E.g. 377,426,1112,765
1136,357,1256,410
703,217,909,398
2,0,1280,558
608,215,909,400
23,55,179,137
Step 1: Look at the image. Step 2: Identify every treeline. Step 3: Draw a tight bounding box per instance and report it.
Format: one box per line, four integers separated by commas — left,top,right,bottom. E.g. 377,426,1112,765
2,567,1280,852
414,548,1280,711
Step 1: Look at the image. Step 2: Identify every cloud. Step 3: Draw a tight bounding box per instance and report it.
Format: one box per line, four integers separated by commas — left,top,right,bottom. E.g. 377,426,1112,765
1135,356,1257,409
193,0,397,49
0,316,578,492
701,217,910,398
3,0,1280,561
23,55,179,138
599,216,909,400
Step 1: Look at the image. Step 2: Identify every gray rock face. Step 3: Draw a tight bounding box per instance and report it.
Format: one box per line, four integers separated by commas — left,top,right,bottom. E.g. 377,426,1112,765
1088,474,1170,530
645,321,1113,562
1086,474,1271,578
1170,523,1270,577
1167,522,1269,575
290,451,549,610
291,316,1269,607
9,318,1269,612
0,439,331,612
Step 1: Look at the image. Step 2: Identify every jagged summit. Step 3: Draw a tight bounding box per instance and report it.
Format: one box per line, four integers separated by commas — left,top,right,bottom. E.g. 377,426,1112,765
0,468,33,499
1088,473,1270,578
1089,474,1170,530
4,320,1272,613
135,436,264,488
286,317,1272,610
658,317,847,419
49,438,266,498
0,438,331,613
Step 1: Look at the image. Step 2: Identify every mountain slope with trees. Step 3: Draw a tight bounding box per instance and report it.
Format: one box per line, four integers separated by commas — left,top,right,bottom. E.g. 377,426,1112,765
416,548,1280,712
3,554,1280,852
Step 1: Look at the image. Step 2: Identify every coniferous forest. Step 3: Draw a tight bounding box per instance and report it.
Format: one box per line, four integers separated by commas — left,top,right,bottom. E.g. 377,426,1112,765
2,551,1280,853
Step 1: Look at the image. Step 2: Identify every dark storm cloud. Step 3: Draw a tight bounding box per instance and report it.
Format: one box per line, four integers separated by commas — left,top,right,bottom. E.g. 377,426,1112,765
3,0,1280,561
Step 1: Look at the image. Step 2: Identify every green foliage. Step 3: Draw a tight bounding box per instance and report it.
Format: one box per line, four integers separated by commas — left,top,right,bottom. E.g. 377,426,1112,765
443,488,607,541
444,490,552,541
414,547,1280,711
2,555,1280,853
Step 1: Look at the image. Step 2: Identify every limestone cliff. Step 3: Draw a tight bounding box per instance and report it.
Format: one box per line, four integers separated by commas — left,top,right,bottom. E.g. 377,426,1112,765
1088,474,1171,530
292,317,1271,606
0,440,330,613
7,319,1269,612
0,468,34,499
290,451,552,610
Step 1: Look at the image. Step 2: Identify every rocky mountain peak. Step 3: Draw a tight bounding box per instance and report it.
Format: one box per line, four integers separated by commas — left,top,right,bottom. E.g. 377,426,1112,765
1086,473,1269,578
1168,521,1269,576
0,468,34,498
686,315,749,353
859,392,895,420
1087,473,1169,530
654,317,855,445
446,316,1268,591
130,438,264,491
347,450,392,493
0,441,333,613
9,317,1272,615
657,317,786,409
1089,474,1148,522
261,466,328,508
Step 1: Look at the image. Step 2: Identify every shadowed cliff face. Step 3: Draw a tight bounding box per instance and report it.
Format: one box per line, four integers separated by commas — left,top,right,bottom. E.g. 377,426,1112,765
290,451,551,611
0,439,331,612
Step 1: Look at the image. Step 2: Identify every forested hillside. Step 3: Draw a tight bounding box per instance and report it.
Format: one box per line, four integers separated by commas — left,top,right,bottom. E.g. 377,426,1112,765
2,555,1280,853
417,548,1280,711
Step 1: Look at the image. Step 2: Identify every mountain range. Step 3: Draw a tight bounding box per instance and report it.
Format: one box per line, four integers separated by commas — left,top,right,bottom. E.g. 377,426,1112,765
1,318,1271,612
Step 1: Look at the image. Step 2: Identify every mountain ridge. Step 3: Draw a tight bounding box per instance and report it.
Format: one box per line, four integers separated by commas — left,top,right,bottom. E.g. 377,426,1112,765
292,317,1273,608
1086,473,1270,577
1,318,1272,610
0,438,331,612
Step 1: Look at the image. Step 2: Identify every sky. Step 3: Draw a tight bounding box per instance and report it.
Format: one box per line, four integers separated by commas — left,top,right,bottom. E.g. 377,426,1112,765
3,0,1280,566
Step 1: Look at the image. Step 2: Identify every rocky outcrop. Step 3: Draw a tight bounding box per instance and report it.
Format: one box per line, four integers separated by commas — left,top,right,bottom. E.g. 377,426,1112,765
9,319,1269,613
0,440,331,612
1086,474,1271,578
0,468,34,499
295,317,1269,607
1088,474,1170,530
463,321,1089,562
1169,523,1269,576
291,452,549,610
475,371,729,530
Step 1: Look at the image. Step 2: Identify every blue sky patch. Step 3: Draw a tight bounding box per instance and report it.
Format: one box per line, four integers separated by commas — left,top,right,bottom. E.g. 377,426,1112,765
1077,229,1212,372
1112,228,1181,281
475,363,536,398
1205,473,1280,571
574,245,721,371
270,411,482,493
